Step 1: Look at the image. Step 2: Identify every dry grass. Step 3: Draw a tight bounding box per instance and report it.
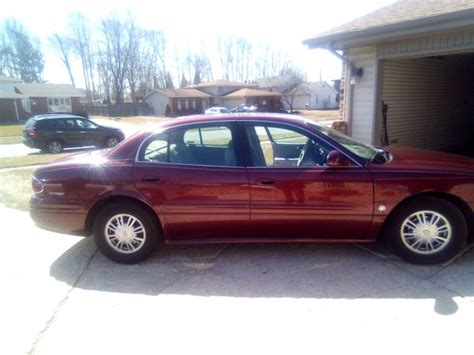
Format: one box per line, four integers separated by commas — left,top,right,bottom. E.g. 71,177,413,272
90,115,169,127
298,110,342,122
0,124,23,144
0,166,35,210
0,153,71,169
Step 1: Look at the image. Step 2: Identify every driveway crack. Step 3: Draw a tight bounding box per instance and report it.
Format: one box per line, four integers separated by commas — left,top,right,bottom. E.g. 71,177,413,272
28,247,98,355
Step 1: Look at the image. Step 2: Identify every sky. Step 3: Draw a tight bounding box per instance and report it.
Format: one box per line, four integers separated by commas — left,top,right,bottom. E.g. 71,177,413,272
1,0,396,88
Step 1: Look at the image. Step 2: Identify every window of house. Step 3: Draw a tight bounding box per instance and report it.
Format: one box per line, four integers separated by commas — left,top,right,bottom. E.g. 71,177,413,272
192,99,197,109
21,98,31,113
48,97,72,112
184,100,189,110
177,100,182,110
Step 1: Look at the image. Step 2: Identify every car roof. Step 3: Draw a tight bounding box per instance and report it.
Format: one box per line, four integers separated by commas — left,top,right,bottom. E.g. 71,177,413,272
159,113,325,131
31,114,85,121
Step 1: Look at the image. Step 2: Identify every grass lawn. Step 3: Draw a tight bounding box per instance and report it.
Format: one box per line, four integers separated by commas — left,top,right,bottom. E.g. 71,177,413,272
0,166,35,210
298,110,342,122
0,153,71,169
0,124,23,144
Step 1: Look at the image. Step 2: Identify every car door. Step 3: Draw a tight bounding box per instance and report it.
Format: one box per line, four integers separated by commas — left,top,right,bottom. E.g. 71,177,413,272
133,122,250,240
54,118,78,147
75,118,101,146
244,122,374,240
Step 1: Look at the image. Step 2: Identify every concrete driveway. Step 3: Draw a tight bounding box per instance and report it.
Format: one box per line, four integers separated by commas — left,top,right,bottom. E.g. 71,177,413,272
1,205,473,355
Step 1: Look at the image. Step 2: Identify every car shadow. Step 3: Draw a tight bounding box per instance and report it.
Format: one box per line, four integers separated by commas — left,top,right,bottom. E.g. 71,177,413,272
50,238,474,316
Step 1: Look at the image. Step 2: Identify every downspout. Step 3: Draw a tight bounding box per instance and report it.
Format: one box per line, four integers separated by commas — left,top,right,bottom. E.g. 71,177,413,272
329,49,354,136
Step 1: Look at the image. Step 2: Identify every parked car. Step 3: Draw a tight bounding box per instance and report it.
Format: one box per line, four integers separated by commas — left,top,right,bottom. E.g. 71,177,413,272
30,113,474,265
23,114,125,153
232,104,257,113
205,107,231,114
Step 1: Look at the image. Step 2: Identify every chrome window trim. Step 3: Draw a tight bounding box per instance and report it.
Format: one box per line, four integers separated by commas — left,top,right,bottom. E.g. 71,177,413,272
134,119,363,169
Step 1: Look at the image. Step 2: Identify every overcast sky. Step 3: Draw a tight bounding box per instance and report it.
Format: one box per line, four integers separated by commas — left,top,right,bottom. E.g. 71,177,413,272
1,0,396,87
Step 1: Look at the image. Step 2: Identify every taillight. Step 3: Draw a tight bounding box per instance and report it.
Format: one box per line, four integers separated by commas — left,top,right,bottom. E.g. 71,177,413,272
28,129,37,136
32,176,44,194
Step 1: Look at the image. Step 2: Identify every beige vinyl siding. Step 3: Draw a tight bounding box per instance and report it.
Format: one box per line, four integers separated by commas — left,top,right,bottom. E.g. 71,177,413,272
347,46,378,144
378,29,474,59
381,56,474,150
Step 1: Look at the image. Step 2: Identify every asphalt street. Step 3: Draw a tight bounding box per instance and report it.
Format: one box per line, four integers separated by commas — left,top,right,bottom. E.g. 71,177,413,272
1,205,473,355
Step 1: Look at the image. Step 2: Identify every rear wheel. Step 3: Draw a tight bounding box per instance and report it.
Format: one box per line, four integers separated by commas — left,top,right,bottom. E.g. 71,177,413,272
93,203,159,264
385,197,467,264
46,140,63,154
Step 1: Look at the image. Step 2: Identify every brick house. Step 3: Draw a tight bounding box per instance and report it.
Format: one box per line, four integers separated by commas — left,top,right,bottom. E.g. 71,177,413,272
0,77,85,122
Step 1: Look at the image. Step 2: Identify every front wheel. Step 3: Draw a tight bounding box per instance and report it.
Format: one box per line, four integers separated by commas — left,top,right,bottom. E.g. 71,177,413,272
93,203,159,264
385,197,467,264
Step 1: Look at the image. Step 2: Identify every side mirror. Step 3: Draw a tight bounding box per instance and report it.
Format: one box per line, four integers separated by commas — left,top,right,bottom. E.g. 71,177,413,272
326,150,353,167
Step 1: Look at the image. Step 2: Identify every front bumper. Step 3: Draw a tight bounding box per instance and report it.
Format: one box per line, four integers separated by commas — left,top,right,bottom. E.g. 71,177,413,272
30,196,88,236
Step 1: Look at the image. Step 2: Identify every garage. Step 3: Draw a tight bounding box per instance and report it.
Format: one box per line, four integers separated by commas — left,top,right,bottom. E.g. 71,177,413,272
304,0,474,156
380,54,474,153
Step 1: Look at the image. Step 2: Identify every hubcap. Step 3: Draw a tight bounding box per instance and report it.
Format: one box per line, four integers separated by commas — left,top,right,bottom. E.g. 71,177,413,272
400,210,452,255
104,214,146,254
107,137,119,147
49,142,61,153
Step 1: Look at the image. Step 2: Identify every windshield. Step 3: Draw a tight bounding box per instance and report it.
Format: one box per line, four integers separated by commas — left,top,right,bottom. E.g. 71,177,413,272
313,124,378,161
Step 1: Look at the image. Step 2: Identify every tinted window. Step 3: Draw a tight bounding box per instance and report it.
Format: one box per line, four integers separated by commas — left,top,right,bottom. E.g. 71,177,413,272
138,125,237,167
76,119,97,129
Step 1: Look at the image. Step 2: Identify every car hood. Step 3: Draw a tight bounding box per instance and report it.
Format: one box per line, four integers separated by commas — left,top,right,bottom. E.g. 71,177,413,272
377,146,474,175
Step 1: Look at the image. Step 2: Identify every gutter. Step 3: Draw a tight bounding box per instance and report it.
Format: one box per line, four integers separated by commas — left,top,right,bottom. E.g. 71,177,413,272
303,8,474,50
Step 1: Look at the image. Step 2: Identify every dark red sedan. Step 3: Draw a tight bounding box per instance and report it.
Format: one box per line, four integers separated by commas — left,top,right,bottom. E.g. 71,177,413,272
30,114,474,264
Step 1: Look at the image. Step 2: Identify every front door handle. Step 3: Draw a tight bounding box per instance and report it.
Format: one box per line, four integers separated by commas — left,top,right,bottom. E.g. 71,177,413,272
256,177,276,185
141,176,161,182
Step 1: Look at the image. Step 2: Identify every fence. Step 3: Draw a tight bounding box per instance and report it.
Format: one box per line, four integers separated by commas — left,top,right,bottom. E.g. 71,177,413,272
82,103,153,117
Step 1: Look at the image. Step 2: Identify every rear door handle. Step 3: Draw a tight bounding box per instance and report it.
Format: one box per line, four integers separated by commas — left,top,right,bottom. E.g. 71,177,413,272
141,176,161,182
256,177,276,185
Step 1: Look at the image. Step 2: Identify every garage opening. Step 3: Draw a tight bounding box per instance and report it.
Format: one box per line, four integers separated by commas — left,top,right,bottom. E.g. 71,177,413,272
379,53,474,156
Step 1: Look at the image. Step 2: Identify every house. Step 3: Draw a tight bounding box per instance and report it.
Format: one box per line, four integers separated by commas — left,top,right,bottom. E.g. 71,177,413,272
144,88,212,116
290,82,339,110
222,88,282,111
145,80,283,116
0,76,85,122
256,75,339,110
304,0,474,153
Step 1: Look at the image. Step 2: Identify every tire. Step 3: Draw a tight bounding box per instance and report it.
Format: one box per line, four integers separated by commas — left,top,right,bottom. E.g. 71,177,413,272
385,197,467,264
46,140,63,154
104,135,120,148
93,203,159,264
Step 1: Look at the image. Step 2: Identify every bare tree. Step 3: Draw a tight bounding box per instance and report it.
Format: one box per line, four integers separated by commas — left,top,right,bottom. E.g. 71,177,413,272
68,12,97,100
49,33,75,87
273,67,305,112
0,19,44,82
98,14,136,103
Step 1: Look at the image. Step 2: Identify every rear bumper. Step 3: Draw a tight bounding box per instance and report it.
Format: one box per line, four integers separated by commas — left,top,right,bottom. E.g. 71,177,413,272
30,196,88,236
23,137,42,149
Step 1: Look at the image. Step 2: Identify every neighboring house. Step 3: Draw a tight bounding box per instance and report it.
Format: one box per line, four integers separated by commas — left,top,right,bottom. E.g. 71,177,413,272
145,80,283,116
304,0,474,153
222,88,282,111
186,80,257,97
290,82,339,110
257,75,338,110
144,88,212,117
0,76,85,122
